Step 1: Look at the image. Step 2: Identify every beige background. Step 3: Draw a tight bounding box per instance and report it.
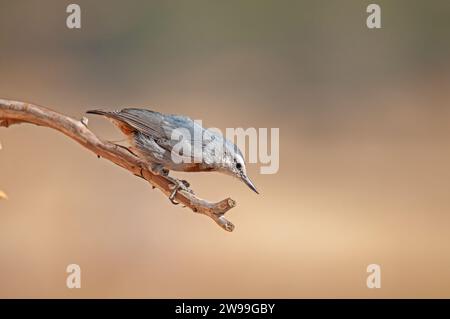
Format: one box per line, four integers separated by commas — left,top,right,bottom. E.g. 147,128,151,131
1,0,450,298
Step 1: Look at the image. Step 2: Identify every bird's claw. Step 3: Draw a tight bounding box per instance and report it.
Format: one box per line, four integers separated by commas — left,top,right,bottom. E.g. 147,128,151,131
150,163,169,176
168,179,190,205
169,189,179,205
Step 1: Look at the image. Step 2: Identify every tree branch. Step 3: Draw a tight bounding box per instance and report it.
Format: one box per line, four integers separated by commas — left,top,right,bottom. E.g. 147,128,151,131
0,99,236,231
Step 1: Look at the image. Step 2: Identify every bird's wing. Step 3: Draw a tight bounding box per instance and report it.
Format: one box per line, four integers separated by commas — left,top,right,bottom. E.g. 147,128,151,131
115,109,218,163
112,108,167,139
158,113,220,164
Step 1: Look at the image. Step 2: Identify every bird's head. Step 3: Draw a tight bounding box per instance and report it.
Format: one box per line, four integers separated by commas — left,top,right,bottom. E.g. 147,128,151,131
221,143,259,194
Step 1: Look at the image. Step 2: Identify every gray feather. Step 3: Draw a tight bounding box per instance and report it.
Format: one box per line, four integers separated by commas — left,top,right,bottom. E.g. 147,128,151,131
87,107,241,171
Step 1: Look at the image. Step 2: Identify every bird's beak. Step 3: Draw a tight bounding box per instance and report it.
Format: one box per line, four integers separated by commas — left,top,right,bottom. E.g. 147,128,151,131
241,175,259,194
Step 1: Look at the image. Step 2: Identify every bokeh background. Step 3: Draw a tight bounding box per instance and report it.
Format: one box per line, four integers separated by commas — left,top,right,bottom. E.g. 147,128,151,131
1,0,450,298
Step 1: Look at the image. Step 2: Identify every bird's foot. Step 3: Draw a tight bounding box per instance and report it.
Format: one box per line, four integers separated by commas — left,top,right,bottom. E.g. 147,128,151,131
168,179,191,205
150,163,169,176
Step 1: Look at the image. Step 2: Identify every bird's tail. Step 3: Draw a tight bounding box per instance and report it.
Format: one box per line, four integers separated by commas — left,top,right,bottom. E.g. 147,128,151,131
86,109,116,117
86,109,135,135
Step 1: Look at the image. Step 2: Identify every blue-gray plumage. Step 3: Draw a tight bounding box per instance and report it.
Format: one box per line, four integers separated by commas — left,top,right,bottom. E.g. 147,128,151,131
86,108,258,194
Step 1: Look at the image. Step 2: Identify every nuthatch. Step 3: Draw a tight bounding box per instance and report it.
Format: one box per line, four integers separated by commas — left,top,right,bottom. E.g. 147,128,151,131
86,108,258,200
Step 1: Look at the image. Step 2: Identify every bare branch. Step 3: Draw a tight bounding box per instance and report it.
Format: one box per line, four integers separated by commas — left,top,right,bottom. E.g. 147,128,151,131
0,99,236,231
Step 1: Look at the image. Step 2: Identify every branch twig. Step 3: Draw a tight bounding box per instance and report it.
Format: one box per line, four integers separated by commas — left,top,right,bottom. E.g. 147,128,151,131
0,99,236,231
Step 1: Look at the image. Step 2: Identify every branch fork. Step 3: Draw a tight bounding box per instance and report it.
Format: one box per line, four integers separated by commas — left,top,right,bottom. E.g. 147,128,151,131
0,99,236,231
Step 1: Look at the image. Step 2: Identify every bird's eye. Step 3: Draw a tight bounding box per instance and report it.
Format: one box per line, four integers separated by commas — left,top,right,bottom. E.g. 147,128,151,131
236,163,242,170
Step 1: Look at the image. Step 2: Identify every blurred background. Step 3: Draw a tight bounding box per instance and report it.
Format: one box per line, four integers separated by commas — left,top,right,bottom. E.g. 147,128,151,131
1,0,450,298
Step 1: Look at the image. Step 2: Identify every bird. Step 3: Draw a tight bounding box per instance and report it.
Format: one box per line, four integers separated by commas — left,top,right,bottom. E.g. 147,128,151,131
86,108,259,199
